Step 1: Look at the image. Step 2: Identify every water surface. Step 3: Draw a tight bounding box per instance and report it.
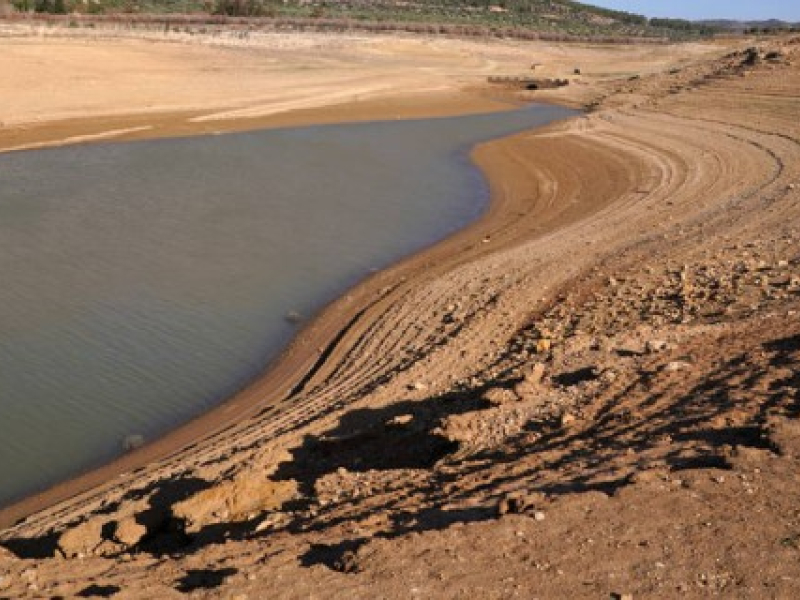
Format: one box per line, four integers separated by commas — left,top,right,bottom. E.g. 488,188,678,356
0,104,575,506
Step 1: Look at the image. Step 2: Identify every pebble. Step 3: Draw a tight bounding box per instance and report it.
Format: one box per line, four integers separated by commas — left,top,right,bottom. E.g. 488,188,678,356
560,413,577,427
526,362,546,385
645,339,669,353
387,414,414,427
254,518,274,533
122,434,145,452
664,361,690,373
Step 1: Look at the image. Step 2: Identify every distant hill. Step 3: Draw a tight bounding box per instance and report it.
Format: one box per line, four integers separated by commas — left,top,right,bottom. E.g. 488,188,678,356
5,0,727,39
697,19,800,32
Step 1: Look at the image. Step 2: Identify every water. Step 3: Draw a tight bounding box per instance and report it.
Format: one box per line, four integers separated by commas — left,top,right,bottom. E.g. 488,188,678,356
0,104,575,506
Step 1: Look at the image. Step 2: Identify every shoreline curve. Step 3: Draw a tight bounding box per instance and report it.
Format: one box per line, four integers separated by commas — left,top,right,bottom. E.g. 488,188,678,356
0,94,579,529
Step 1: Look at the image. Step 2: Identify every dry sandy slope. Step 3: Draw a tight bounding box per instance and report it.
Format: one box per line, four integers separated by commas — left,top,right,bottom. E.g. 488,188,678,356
0,24,719,146
1,27,800,599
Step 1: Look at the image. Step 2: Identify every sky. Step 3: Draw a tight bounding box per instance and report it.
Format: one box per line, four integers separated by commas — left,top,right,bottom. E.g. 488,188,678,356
588,0,800,22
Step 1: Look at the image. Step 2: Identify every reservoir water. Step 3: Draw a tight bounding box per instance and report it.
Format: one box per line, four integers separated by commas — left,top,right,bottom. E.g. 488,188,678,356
0,104,575,506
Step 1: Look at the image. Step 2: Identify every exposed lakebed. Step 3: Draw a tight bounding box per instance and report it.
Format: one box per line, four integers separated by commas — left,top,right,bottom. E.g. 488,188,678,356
0,104,575,506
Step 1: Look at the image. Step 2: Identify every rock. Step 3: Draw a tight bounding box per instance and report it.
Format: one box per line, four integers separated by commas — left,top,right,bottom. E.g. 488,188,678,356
533,510,546,521
113,516,152,548
408,381,428,392
560,413,577,427
599,368,618,383
611,594,633,600
663,361,690,373
535,338,552,353
645,339,669,353
93,539,125,557
498,495,526,516
743,47,761,66
172,477,299,533
525,363,546,386
254,512,286,533
386,414,414,427
335,550,361,574
512,363,547,399
483,387,519,406
58,518,107,558
497,491,543,516
122,434,145,452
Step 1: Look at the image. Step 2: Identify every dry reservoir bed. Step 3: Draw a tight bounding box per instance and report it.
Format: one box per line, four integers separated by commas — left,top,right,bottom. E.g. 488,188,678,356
0,27,799,599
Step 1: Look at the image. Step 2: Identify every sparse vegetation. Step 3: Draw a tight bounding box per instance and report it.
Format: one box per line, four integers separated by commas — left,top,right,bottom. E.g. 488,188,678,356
2,0,728,40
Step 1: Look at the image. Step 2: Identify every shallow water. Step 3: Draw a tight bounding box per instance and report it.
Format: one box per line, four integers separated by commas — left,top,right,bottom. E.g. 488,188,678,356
0,104,575,506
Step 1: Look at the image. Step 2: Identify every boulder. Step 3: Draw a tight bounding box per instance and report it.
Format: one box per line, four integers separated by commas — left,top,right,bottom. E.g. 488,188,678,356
58,518,107,558
172,477,298,533
113,516,150,548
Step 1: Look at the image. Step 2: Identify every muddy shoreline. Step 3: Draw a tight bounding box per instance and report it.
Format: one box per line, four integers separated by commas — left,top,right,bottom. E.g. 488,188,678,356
0,91,582,528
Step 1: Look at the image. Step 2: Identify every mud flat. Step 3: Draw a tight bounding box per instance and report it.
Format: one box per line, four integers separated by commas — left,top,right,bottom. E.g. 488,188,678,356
1,25,800,599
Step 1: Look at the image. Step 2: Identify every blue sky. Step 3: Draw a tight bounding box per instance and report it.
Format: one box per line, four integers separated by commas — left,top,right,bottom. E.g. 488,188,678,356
588,1,800,22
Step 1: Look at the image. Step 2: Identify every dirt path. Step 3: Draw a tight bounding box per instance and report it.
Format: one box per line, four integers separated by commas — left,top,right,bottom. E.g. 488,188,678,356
1,26,799,599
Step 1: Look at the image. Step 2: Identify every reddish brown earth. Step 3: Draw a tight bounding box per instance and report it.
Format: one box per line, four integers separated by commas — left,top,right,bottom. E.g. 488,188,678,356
1,29,800,599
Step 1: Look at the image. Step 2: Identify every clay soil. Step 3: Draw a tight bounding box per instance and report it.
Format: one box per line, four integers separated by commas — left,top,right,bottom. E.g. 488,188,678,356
1,24,800,600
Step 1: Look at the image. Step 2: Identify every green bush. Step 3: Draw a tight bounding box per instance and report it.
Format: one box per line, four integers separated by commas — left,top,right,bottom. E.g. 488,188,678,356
34,0,68,13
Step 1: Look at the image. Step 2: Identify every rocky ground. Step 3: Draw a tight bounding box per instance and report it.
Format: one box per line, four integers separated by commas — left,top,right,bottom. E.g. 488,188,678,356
1,33,800,599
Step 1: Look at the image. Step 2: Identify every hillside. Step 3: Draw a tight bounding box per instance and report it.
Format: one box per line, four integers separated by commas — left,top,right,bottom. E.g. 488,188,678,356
699,19,800,33
5,0,720,39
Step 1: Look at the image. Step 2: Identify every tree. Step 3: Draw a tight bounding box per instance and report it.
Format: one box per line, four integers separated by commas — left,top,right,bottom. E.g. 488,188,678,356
214,0,268,16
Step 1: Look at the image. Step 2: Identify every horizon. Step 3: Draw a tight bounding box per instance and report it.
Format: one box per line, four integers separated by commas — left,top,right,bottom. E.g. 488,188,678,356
588,0,800,22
